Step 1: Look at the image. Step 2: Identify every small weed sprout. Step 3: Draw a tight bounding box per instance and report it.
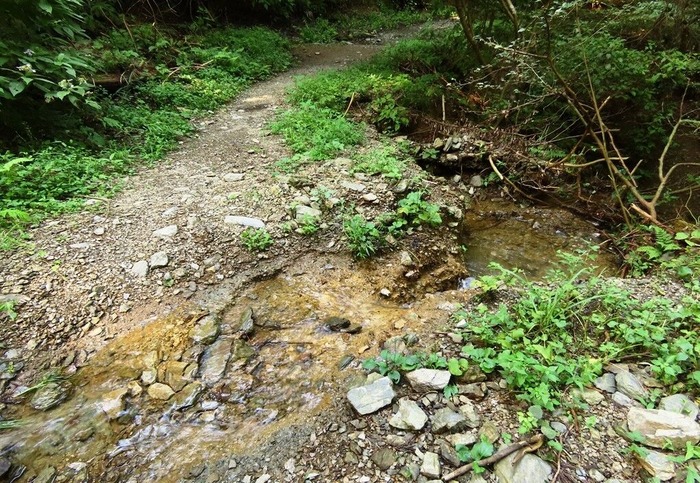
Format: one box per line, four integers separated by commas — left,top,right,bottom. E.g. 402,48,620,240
240,227,273,252
297,214,320,235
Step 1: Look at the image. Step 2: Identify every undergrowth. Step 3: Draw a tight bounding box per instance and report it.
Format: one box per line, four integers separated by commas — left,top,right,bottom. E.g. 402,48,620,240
0,25,292,240
455,246,700,411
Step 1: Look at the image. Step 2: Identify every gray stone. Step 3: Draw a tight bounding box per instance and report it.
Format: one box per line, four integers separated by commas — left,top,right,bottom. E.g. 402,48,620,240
173,382,204,410
190,315,220,345
469,175,483,187
224,172,245,182
479,421,500,444
200,339,232,386
389,397,428,431
658,394,699,420
149,251,169,269
627,407,700,449
34,466,57,483
130,260,149,278
406,369,451,392
295,205,322,220
446,432,478,446
550,421,568,434
362,193,377,202
161,207,179,218
371,448,397,470
340,180,366,192
615,371,648,402
400,251,413,267
572,388,605,406
224,216,265,228
141,369,157,385
635,449,676,481
494,452,552,483
420,452,441,479
347,376,395,415
153,225,178,238
30,382,71,411
594,373,616,393
438,439,462,467
100,388,128,420
612,391,640,408
459,400,481,428
432,407,468,434
147,383,174,400
239,308,255,337
393,179,409,193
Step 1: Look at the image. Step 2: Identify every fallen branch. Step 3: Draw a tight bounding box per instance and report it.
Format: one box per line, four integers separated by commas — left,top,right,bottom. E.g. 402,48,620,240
442,434,544,481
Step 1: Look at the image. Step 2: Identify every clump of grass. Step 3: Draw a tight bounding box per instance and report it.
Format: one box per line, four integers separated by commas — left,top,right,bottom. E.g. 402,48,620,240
240,227,273,252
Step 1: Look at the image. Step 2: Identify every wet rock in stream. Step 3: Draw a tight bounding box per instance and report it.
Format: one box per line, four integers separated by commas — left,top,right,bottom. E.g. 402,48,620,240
30,381,72,411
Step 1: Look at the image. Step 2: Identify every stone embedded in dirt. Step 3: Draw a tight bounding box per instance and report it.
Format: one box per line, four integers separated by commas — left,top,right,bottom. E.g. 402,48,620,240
594,373,616,393
340,180,366,192
30,381,71,411
173,382,204,410
130,260,149,278
405,368,451,392
371,448,397,471
495,452,552,483
612,391,640,408
470,175,483,187
141,369,157,386
223,172,245,182
153,225,178,238
431,407,468,434
420,451,441,479
347,376,395,415
627,407,700,449
200,339,233,386
295,205,322,220
362,193,378,202
162,361,191,392
93,227,105,236
147,382,175,400
100,387,129,420
238,308,255,338
458,400,482,428
658,394,699,420
446,432,478,446
149,251,169,269
571,388,605,406
635,449,676,481
400,251,413,267
479,420,500,444
389,397,428,431
393,179,408,193
615,371,648,402
127,381,142,397
190,315,220,345
224,216,265,228
324,316,351,332
437,439,462,467
161,206,178,218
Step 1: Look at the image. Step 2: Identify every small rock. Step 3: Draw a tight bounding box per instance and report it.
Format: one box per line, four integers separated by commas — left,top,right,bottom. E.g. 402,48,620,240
379,288,391,297
190,315,220,345
393,179,409,193
30,382,71,411
149,251,169,269
594,373,616,393
153,225,178,238
130,260,149,278
446,432,478,446
362,193,378,202
406,369,451,392
658,394,699,420
400,251,413,267
635,449,676,481
431,407,467,434
93,227,105,236
612,391,640,408
438,439,462,467
347,377,395,415
572,388,605,406
469,175,483,187
459,400,481,428
340,181,366,192
223,173,245,182
224,216,265,228
173,382,204,410
238,308,255,337
615,371,648,402
33,466,57,483
420,452,441,479
478,421,500,444
494,452,552,483
627,407,700,449
389,397,428,431
295,205,322,220
141,369,157,386
200,339,233,386
0,457,10,477
371,448,397,471
100,388,128,420
161,207,178,218
324,316,351,332
147,383,175,400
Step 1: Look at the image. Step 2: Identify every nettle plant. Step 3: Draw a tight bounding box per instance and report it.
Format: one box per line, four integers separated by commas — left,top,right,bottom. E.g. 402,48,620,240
456,250,700,411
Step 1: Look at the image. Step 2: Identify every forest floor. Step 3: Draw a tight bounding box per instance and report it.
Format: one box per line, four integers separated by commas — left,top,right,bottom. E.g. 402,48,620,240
0,22,696,483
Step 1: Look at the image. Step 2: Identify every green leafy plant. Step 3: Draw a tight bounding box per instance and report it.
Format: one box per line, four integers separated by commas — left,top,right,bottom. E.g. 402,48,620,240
396,191,442,226
0,301,18,320
351,146,406,180
343,214,382,259
297,214,320,235
455,435,495,474
362,350,421,383
240,227,273,252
